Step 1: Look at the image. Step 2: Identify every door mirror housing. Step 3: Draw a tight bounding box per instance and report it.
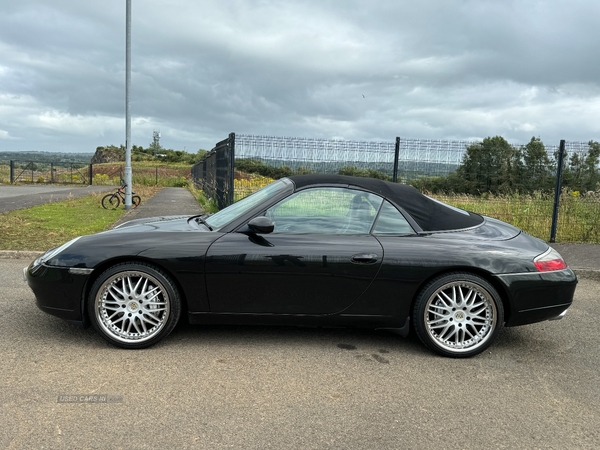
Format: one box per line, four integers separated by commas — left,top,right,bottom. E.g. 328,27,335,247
246,216,274,234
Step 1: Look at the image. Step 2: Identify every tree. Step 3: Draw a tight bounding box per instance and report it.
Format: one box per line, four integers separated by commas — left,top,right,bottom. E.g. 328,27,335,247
564,141,600,192
521,137,552,192
457,136,516,194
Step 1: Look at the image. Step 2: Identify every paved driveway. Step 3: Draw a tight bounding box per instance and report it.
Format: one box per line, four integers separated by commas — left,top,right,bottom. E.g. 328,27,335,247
2,257,599,449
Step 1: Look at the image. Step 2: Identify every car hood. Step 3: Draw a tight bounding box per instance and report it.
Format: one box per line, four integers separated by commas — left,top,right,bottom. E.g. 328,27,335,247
42,215,216,268
112,215,205,232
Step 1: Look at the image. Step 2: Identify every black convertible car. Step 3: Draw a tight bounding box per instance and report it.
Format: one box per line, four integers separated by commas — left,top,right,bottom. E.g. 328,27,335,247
25,175,577,357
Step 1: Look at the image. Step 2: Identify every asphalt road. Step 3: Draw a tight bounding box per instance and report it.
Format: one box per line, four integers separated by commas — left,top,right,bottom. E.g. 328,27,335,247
1,258,599,449
0,185,115,213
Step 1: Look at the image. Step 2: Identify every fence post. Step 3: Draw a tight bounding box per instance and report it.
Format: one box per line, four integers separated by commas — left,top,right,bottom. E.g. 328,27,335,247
10,160,14,184
155,166,158,185
228,132,235,206
550,140,566,243
393,137,400,183
89,164,93,185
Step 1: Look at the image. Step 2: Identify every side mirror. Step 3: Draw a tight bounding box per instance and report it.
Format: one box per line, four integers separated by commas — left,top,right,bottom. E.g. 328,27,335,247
247,216,274,234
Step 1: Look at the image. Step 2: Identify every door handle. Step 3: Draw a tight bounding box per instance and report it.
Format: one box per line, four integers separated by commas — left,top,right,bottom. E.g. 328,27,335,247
351,253,379,264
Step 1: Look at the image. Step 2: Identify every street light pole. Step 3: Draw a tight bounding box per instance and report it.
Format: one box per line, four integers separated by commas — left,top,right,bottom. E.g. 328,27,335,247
124,0,132,209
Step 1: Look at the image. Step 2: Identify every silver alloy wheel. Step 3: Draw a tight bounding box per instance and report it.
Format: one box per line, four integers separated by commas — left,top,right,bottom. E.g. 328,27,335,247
94,270,171,344
424,280,497,353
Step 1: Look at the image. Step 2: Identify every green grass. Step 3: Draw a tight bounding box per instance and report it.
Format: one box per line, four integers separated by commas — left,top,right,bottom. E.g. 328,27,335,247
187,183,218,213
0,185,163,251
0,193,124,251
431,192,600,243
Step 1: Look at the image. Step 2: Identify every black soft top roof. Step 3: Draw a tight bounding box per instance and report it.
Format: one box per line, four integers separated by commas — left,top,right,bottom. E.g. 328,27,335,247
288,174,483,232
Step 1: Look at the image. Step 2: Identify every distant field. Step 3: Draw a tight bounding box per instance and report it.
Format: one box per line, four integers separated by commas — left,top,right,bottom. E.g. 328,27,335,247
91,162,191,187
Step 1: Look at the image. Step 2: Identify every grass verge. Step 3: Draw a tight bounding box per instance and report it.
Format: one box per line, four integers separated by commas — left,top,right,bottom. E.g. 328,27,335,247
187,183,218,213
0,185,161,251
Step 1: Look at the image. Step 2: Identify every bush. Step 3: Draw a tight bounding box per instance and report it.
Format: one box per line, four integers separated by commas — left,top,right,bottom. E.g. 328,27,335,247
338,166,392,181
235,159,294,179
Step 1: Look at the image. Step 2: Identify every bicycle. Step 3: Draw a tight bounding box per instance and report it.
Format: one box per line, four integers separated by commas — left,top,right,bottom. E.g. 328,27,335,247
101,184,141,210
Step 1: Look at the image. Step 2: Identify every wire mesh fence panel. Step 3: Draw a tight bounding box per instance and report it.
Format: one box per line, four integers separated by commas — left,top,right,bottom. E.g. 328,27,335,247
235,134,396,175
428,192,600,243
554,194,600,243
397,138,470,181
0,162,10,183
191,133,599,243
191,135,234,209
8,161,90,184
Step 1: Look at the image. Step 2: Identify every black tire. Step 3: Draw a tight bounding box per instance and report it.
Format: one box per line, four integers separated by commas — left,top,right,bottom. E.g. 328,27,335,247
132,195,141,209
102,193,120,210
412,272,504,358
87,262,182,349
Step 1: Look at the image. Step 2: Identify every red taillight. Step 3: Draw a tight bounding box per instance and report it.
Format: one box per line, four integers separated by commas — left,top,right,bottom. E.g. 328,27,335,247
534,248,568,272
534,259,567,272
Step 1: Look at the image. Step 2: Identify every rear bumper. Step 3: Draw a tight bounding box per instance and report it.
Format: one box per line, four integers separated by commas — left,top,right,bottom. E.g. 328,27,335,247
494,268,577,327
548,309,568,321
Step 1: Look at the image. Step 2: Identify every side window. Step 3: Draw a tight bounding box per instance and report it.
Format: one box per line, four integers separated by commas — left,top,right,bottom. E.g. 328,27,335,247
266,187,382,234
372,201,415,235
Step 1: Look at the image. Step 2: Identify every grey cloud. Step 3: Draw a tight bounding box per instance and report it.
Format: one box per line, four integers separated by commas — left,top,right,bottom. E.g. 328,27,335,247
0,0,599,154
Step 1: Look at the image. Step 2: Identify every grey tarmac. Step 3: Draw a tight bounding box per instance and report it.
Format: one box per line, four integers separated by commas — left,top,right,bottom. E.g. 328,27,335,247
1,257,599,449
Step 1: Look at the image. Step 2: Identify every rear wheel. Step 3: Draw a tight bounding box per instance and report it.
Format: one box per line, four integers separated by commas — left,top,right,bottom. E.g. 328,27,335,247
101,193,120,210
412,272,504,358
88,262,181,349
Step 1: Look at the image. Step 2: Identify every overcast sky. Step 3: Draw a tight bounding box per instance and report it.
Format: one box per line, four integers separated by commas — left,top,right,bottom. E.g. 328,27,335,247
1,0,599,154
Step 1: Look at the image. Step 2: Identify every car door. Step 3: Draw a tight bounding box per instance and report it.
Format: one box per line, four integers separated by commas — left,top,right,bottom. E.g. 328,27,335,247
204,187,384,315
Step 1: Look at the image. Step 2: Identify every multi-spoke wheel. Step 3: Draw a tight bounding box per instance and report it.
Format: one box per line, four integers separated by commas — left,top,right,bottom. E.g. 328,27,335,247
101,193,120,210
88,262,181,349
413,272,504,358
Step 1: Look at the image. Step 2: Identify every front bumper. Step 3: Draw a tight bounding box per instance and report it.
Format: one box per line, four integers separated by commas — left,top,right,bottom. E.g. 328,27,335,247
24,262,91,322
495,268,578,327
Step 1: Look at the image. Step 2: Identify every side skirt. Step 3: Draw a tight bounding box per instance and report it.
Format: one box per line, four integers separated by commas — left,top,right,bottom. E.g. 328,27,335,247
187,311,403,330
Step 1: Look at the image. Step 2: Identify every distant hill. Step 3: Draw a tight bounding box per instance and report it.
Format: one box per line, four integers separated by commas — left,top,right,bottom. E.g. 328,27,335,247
243,157,459,181
0,151,94,164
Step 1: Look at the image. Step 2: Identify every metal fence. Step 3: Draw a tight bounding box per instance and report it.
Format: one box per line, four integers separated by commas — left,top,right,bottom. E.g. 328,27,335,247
191,133,600,243
238,136,586,182
1,160,191,187
5,161,92,184
191,134,235,209
235,134,397,175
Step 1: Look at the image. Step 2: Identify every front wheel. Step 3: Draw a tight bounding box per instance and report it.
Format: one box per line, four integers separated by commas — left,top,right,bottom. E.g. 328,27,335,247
412,272,504,358
132,195,141,209
101,193,120,210
87,262,181,349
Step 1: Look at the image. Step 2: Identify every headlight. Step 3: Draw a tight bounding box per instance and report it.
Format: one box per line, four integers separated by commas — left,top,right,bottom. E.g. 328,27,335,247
33,236,83,267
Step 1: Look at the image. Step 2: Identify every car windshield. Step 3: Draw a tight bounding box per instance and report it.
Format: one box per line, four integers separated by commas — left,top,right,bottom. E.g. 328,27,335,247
205,179,292,230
